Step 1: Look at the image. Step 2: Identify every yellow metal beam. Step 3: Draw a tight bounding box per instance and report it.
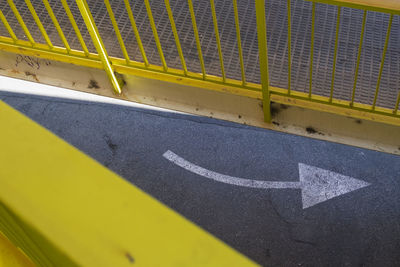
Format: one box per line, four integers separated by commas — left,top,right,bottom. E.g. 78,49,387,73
307,0,400,14
0,231,35,267
0,101,257,267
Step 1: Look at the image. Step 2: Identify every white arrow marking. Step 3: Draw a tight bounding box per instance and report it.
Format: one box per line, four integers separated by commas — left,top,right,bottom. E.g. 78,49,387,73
163,150,371,209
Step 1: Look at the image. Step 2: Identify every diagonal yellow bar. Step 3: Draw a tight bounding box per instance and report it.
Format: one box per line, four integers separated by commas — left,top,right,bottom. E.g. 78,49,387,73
350,10,367,107
210,0,226,82
104,0,130,63
42,0,71,52
75,0,122,95
233,0,246,85
24,0,53,48
124,0,149,67
61,0,90,56
329,6,341,102
0,9,17,42
165,0,188,75
188,0,207,79
7,0,35,45
372,14,393,110
144,0,168,71
0,101,257,267
394,92,400,114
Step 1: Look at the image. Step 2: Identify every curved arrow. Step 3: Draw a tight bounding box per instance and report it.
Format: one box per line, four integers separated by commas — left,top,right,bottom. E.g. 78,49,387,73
163,150,371,209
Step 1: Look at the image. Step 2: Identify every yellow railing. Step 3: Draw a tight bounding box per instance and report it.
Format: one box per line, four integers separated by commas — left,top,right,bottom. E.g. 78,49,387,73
0,0,399,125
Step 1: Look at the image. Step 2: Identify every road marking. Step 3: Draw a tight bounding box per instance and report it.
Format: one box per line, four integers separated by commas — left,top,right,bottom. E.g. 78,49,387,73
163,150,371,209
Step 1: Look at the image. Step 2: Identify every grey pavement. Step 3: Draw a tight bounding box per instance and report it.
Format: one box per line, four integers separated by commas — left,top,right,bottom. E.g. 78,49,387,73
1,91,400,266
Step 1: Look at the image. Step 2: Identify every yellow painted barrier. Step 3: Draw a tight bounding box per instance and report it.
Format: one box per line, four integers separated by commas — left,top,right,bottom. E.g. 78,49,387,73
0,0,398,124
0,101,257,266
0,232,34,267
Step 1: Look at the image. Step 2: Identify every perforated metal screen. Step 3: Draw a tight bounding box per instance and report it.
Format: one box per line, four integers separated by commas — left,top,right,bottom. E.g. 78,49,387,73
0,0,399,109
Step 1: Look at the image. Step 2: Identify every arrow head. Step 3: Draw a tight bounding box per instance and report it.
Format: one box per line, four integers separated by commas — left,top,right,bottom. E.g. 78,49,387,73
299,163,371,209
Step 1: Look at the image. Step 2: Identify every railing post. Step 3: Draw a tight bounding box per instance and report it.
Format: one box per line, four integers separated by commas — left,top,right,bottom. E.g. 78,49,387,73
255,0,271,123
75,0,122,95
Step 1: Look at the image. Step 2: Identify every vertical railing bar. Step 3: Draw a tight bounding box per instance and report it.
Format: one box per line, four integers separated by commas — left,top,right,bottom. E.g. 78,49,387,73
144,0,168,71
287,0,291,94
210,0,226,82
24,0,53,48
75,0,122,95
164,0,188,75
329,6,341,103
7,0,35,45
309,2,315,98
104,0,130,64
394,92,400,114
42,0,71,53
372,14,393,110
232,0,246,86
188,0,206,80
61,0,90,56
350,10,367,107
255,0,271,122
123,0,149,67
0,9,17,42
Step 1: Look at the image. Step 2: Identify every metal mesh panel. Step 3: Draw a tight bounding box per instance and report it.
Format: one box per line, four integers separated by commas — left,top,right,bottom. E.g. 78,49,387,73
0,0,399,109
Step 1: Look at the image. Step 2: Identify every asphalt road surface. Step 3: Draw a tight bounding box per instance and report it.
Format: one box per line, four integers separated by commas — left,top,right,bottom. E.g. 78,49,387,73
1,91,400,266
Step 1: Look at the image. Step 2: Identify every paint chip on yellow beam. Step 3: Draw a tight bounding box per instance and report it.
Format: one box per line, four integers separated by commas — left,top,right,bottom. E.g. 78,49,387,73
0,101,257,267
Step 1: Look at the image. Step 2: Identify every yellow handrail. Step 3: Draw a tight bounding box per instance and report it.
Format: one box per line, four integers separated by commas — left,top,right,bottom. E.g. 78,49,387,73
307,0,400,14
0,0,397,125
